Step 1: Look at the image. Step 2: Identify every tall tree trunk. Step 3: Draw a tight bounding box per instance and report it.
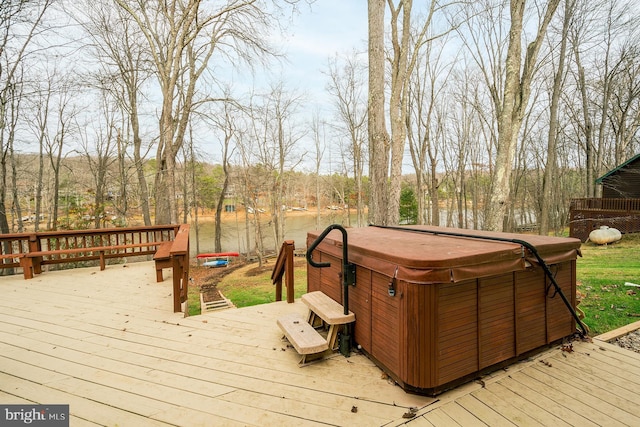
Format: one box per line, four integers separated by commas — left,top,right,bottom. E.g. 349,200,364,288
214,120,232,254
0,151,9,233
386,0,414,226
36,134,44,232
573,43,594,197
368,0,389,225
540,0,574,235
485,0,560,231
129,91,151,225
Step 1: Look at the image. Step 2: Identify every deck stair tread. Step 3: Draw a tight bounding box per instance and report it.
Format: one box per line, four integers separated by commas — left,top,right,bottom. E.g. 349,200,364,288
301,291,355,324
277,291,355,364
277,313,329,355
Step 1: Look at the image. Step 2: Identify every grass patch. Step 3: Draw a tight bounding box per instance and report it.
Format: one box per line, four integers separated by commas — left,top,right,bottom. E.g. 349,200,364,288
216,260,308,307
577,233,640,335
187,285,202,317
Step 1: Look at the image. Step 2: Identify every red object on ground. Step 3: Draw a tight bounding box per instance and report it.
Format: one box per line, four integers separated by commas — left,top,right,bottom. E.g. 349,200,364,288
196,252,240,259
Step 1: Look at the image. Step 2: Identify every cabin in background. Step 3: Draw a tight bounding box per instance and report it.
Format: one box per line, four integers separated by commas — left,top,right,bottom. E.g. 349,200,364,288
570,153,640,242
597,153,640,198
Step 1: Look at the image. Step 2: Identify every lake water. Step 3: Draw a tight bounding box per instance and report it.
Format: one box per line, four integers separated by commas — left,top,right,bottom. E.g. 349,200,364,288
189,211,359,256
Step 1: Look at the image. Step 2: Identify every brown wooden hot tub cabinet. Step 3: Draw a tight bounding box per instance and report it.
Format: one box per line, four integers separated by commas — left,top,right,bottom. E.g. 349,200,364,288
306,225,582,395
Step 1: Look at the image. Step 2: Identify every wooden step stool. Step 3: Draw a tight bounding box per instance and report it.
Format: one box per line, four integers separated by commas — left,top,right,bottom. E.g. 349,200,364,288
277,291,355,365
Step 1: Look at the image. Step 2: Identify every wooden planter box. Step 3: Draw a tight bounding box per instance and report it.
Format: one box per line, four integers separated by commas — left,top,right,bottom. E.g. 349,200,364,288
306,225,582,395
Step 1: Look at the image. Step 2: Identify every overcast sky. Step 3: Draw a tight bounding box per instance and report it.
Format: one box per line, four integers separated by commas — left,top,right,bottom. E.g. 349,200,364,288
267,1,368,108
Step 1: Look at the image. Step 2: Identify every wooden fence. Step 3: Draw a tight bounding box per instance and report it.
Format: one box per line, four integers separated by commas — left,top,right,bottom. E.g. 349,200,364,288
569,198,640,242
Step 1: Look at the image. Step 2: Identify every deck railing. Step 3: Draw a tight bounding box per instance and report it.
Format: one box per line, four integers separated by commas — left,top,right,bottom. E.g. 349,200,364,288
0,225,189,312
31,225,178,267
569,198,640,242
570,198,640,212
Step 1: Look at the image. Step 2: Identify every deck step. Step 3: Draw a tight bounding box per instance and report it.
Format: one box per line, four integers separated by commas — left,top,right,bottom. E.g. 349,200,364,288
277,313,329,356
301,291,355,325
200,292,233,312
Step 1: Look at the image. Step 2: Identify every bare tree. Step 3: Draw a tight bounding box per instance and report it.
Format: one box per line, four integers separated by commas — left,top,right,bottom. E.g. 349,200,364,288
568,0,637,197
249,83,305,251
46,82,79,230
6,66,25,232
77,88,118,228
206,99,237,253
0,0,53,233
539,0,575,235
407,34,453,226
310,110,325,229
326,52,368,227
607,42,640,166
27,71,56,232
482,0,561,231
78,1,154,225
235,99,265,263
115,0,281,224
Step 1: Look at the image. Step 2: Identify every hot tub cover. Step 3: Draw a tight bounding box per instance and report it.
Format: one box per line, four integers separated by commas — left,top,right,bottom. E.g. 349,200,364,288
307,225,582,284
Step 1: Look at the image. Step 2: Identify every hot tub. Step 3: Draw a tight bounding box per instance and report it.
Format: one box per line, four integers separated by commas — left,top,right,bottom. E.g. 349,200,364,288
306,225,583,395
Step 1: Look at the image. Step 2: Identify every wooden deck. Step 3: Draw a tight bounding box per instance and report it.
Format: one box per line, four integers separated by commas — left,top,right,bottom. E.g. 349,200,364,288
1,261,640,426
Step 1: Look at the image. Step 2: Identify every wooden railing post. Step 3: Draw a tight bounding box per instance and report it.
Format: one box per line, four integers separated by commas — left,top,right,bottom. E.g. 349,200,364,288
170,224,190,313
274,274,283,302
285,241,295,304
28,234,42,276
271,240,295,303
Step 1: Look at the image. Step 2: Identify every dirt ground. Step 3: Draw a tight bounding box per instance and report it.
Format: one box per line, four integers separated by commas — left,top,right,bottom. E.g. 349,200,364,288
190,258,276,303
191,261,245,302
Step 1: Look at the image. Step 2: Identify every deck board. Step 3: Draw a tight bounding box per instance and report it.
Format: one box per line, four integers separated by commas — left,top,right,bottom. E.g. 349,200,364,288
471,386,545,426
0,261,431,426
439,402,486,426
2,261,640,426
485,382,572,427
455,394,517,426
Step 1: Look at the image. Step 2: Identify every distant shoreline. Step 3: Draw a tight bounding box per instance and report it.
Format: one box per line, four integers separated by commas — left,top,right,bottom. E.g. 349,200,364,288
192,207,360,224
